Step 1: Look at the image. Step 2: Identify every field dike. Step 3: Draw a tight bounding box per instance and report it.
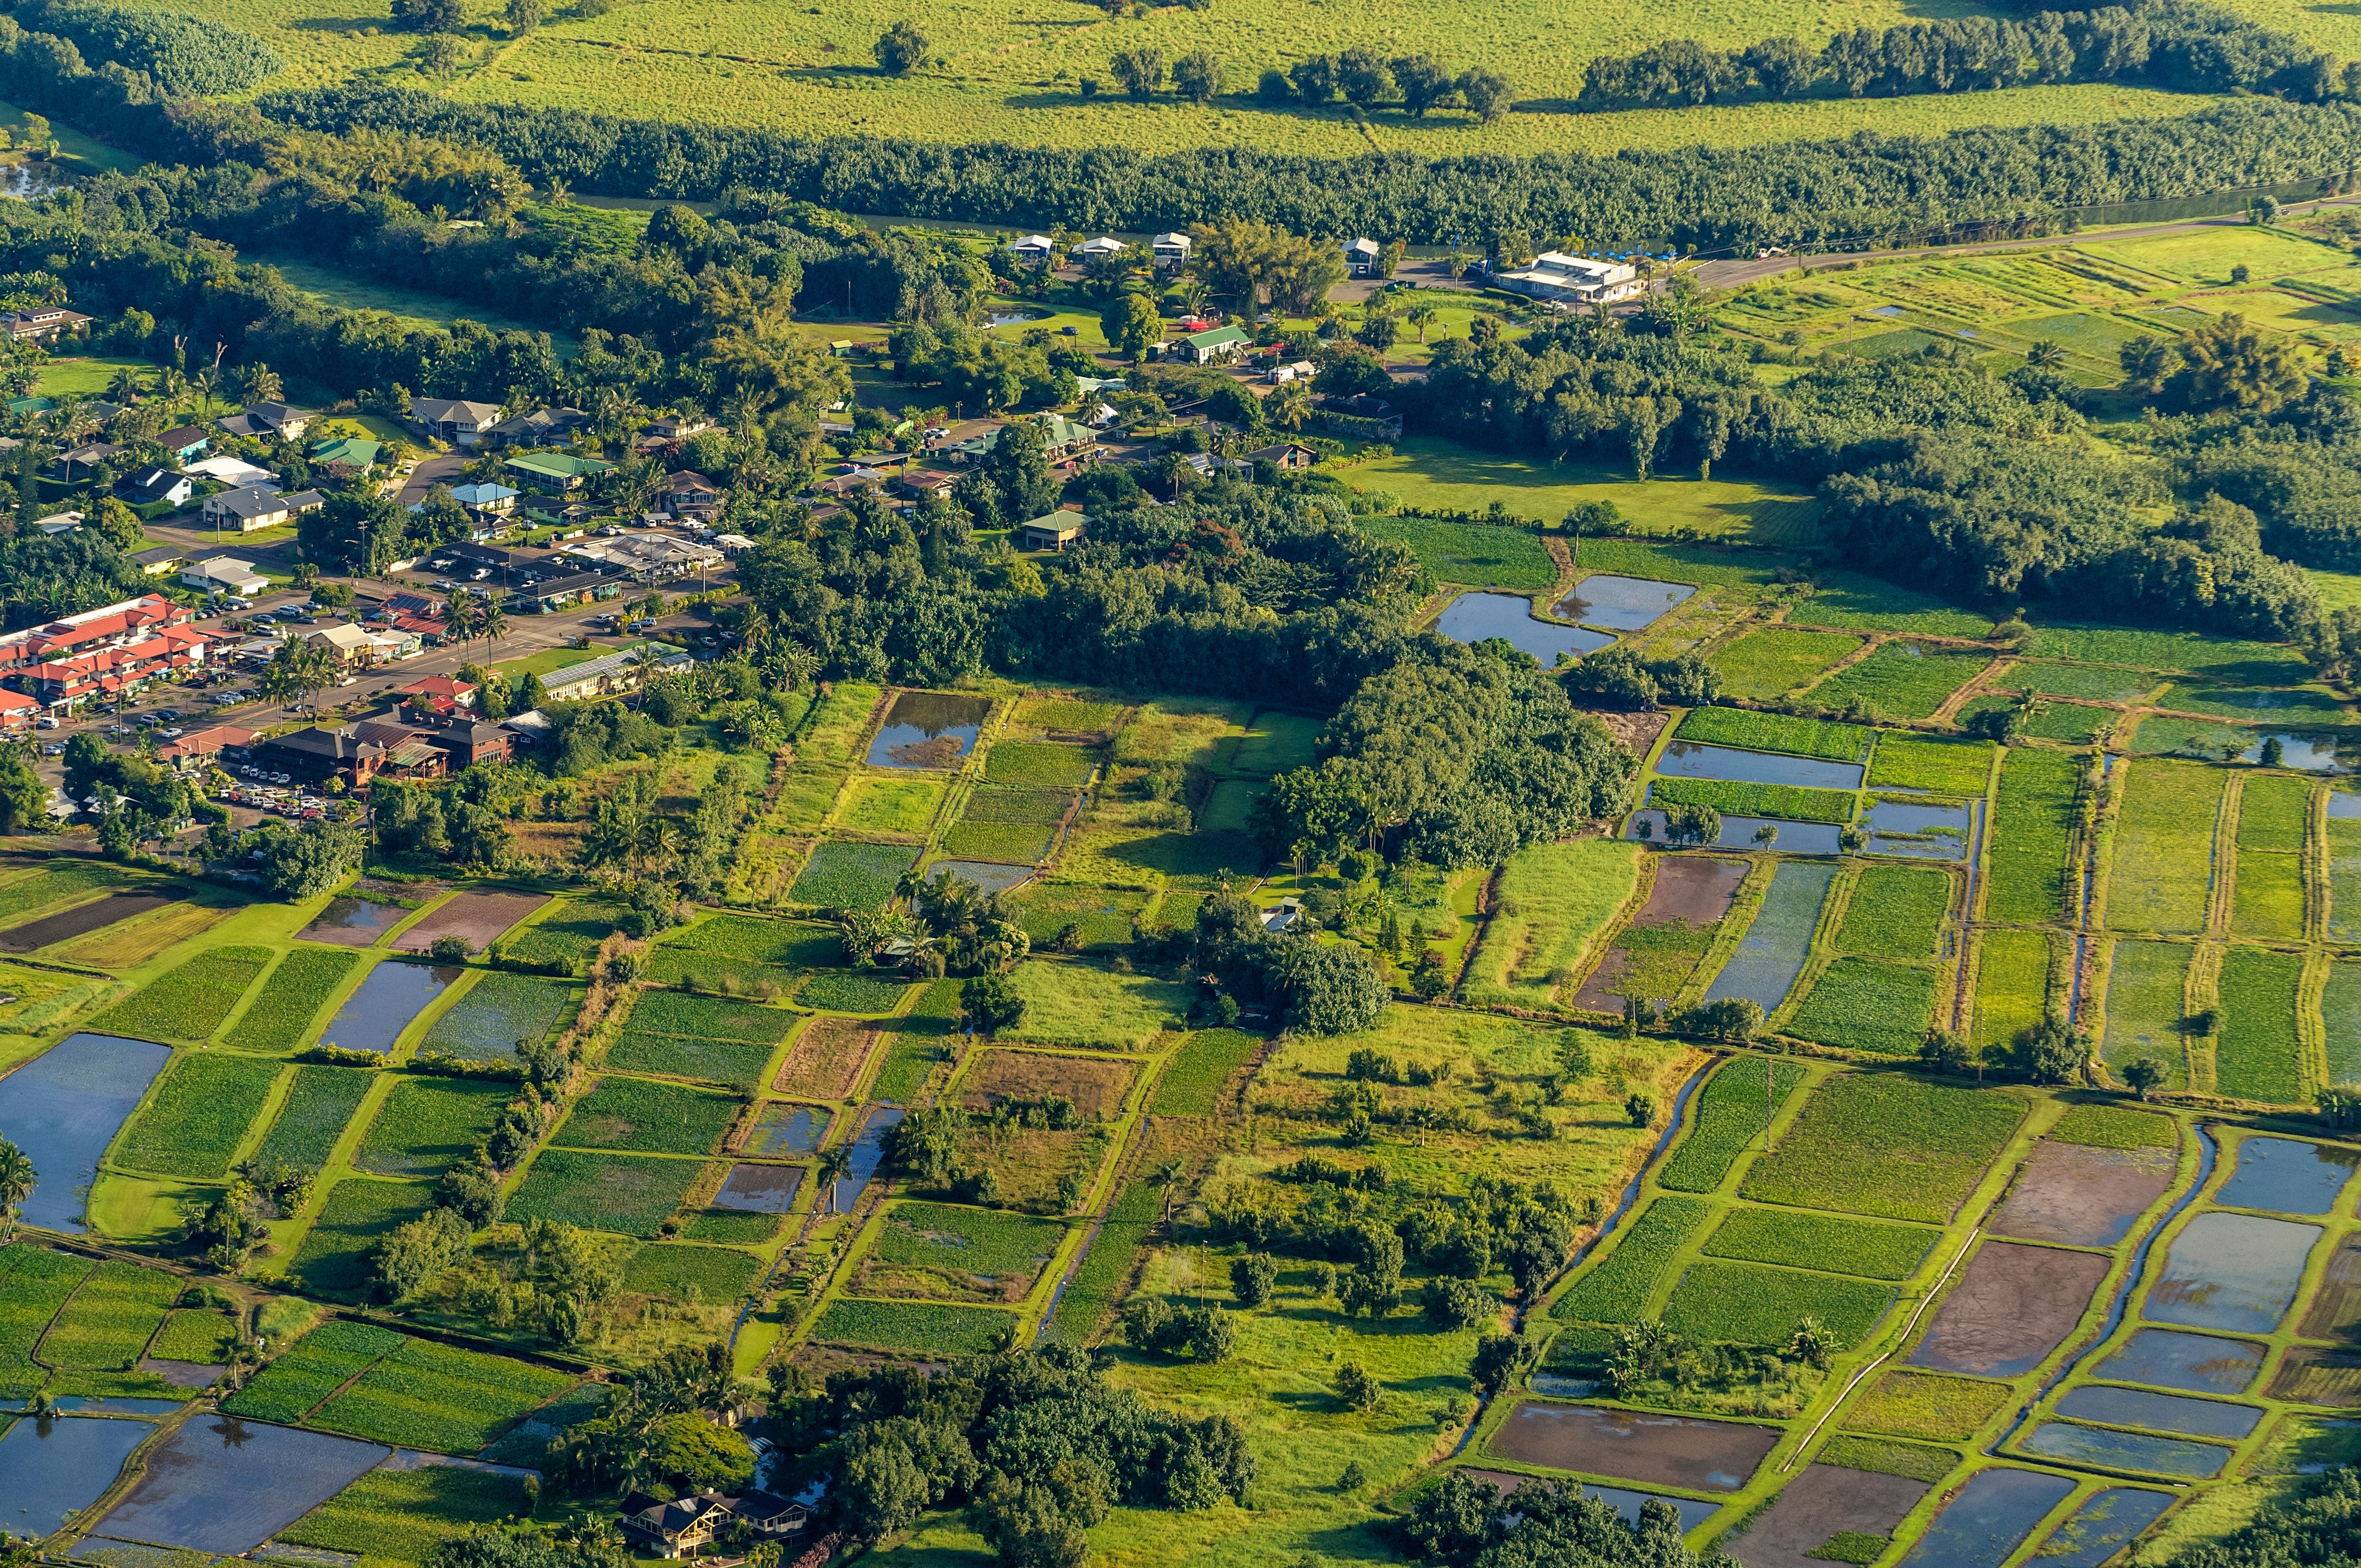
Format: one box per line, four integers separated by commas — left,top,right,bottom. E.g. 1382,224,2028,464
2209,774,2245,938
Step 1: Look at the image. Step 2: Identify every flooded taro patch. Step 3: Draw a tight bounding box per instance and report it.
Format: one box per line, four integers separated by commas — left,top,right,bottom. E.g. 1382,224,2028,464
1451,1469,1719,1532
930,859,1035,895
714,1162,804,1214
1483,1402,1778,1492
0,1032,171,1232
1724,1462,1929,1568
869,692,991,769
314,963,463,1056
1625,810,1845,854
1553,574,1696,631
1653,742,1864,791
1895,1466,2076,1568
1704,859,1837,1014
831,1106,902,1212
2239,731,2346,771
2213,1135,2359,1216
297,897,409,947
1435,592,1615,664
2053,1384,2262,1438
743,1103,829,1157
2095,1328,2265,1394
2019,1488,2177,1568
1989,1141,2177,1249
1908,1241,2110,1379
2147,1212,2321,1335
2019,1420,2232,1478
0,1413,154,1537
94,1416,390,1554
1863,796,1974,862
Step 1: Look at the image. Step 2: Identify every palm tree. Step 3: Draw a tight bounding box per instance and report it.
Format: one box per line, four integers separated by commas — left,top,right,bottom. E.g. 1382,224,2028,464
815,1145,854,1215
192,367,220,416
2026,339,2067,371
1406,304,1437,344
482,604,508,645
106,364,141,405
1154,1157,1186,1223
0,1137,32,1244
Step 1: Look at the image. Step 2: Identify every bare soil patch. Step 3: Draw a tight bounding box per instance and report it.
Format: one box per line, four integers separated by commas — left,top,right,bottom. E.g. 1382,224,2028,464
0,891,170,952
1571,949,1636,1014
1990,1141,2175,1249
963,1050,1136,1118
2304,1238,2361,1343
774,1017,885,1100
140,1359,222,1389
1634,857,1748,927
1580,709,1670,756
1726,1463,1930,1568
1907,1240,2110,1379
394,891,551,953
1484,1401,1778,1492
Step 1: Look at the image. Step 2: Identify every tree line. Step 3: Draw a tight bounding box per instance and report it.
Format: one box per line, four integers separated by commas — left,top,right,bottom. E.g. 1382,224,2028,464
0,0,278,95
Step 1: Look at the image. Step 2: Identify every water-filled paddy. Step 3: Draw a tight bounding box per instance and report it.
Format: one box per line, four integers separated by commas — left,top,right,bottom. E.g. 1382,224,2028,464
297,897,407,946
2147,1211,2321,1334
2021,1487,2177,1568
1653,743,1863,791
869,691,991,769
95,1416,389,1553
0,1033,172,1232
714,1162,804,1214
1485,1402,1778,1492
2095,1328,2264,1395
1896,1467,2076,1568
931,860,1035,894
742,1103,828,1156
2240,732,2346,771
1863,796,1975,862
833,1106,902,1211
0,1413,153,1537
314,963,462,1056
2020,1420,2232,1477
1704,860,1837,1014
1625,811,1843,854
2215,1135,2358,1216
1989,1141,2175,1249
1553,574,1696,630
1435,592,1615,664
2054,1385,2261,1438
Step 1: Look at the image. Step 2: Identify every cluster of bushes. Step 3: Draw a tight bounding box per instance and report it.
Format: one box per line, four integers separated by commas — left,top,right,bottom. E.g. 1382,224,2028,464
1248,50,1513,120
4,0,278,95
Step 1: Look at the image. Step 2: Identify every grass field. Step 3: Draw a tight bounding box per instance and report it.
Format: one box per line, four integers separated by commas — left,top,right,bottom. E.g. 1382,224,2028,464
556,1076,741,1155
113,1053,279,1179
2233,850,2308,943
1149,1028,1260,1115
2327,961,2361,1087
871,979,961,1102
1355,513,1556,590
1662,1260,1894,1347
1846,1369,2014,1441
1673,707,1869,761
508,1149,708,1236
150,1308,237,1364
1708,628,1864,702
630,990,801,1041
1701,1208,1936,1281
2005,663,2162,703
1648,776,1857,824
1225,711,1323,777
1463,837,1639,1010
2108,759,2224,934
1783,958,1940,1055
353,1077,510,1177
984,741,1100,788
1985,748,2082,924
91,946,270,1041
1361,440,1819,546
1970,927,2056,1053
837,775,950,835
1008,960,1190,1048
1658,1058,1808,1194
865,1201,1064,1299
1553,1195,1712,1324
1004,882,1153,950
1808,641,1989,720
2238,774,2315,853
1742,1074,2022,1224
311,1337,573,1453
2215,945,2306,1104
1836,866,1950,960
2021,700,2115,744
1868,735,1995,795
622,1243,764,1302
226,949,360,1053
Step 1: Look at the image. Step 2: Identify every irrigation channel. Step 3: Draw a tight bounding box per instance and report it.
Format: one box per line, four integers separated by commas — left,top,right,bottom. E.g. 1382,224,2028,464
1447,1057,1716,1459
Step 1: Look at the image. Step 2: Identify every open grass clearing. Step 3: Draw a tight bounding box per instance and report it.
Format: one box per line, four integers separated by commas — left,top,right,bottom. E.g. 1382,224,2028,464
1463,837,1640,1011
1008,960,1190,1049
1707,628,1865,701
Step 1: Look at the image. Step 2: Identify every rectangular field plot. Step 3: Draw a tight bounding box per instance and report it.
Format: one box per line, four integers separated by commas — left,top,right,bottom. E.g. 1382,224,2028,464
2325,960,2361,1087
1465,837,1642,1011
2107,760,2224,934
1845,1368,2014,1441
290,1179,431,1296
1700,1208,1936,1281
1007,961,1191,1049
1574,857,1747,1013
773,1016,884,1099
392,891,547,955
1742,1074,2023,1224
853,1201,1065,1303
2214,945,2306,1104
1658,1059,1808,1194
608,1028,776,1089
1553,1196,1711,1324
91,946,271,1042
274,1461,531,1566
790,840,920,911
113,1053,280,1180
311,1337,573,1453
225,949,360,1053
1911,1239,2109,1378
36,1260,178,1370
983,741,1100,788
1662,1261,1894,1348
0,1244,90,1393
623,1242,764,1302
554,1076,740,1155
1970,928,2057,1053
2102,939,2193,1088
1354,514,1557,589
1483,1401,1779,1493
1672,707,1868,761
93,1415,393,1555
629,990,800,1042
1985,748,2082,923
2239,774,2316,853
1868,734,1995,795
420,973,575,1064
2232,850,2307,942
1807,641,1988,720
2004,661,2163,703
965,1049,1137,1119
352,1077,510,1177
254,1065,376,1169
497,897,628,972
2022,619,2302,676
1147,1029,1260,1116
1225,711,1322,777
1702,861,1834,1016
1835,865,1950,960
810,1298,1015,1354
1004,882,1154,951
1707,628,1864,701
1647,777,1854,824
222,1320,402,1424
509,1150,709,1237
1783,959,1940,1056
2334,802,2361,941
1112,699,1251,769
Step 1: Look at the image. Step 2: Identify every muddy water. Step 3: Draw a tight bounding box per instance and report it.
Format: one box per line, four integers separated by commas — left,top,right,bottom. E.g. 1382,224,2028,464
95,1417,390,1553
297,896,407,946
2095,1328,2264,1395
315,962,463,1055
1989,1142,2176,1249
715,1163,805,1213
743,1103,828,1157
1704,860,1837,1014
1655,742,1864,791
1553,574,1696,630
2147,1211,2322,1335
1726,1463,1928,1568
1896,1467,2075,1568
1908,1241,2110,1378
2020,1420,2232,1477
869,692,991,770
1485,1402,1778,1492
1626,810,1845,855
2019,1488,2175,1568
2053,1384,2260,1438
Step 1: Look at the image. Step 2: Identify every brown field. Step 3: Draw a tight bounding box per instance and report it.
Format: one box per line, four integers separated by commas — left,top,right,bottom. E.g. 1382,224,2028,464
962,1049,1137,1119
1989,1142,2176,1250
1485,1401,1780,1493
394,891,551,952
1907,1241,2110,1379
1634,857,1749,925
2272,1348,2361,1405
53,901,235,966
774,1017,885,1100
2302,1239,2361,1342
1727,1463,1930,1568
0,891,171,953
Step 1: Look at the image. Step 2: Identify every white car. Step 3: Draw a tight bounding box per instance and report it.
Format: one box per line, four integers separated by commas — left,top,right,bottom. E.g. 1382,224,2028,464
34,716,56,729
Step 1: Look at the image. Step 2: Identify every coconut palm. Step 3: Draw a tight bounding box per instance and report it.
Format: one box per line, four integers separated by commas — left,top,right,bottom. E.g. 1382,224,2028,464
482,603,508,645
0,1137,32,1244
815,1145,854,1215
106,364,142,405
1154,1157,1186,1222
2025,339,2067,371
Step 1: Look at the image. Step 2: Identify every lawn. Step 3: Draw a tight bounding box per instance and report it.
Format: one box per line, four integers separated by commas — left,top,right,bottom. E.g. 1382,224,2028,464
1462,837,1640,1011
36,1260,179,1370
1701,1208,1936,1281
1868,734,1995,795
1807,640,1989,720
1353,513,1557,590
1148,1028,1261,1116
838,774,949,835
1225,712,1324,777
311,1337,574,1454
277,1461,532,1566
812,1298,1015,1354
1008,960,1192,1048
1661,1260,1894,1348
1647,776,1856,824
1673,707,1869,761
91,945,271,1041
352,1077,510,1177
1845,1369,2014,1441
1985,748,2082,924
790,839,921,910
113,1052,279,1180
554,1076,742,1155
1708,627,1864,701
983,741,1100,788
1742,1074,2023,1224
798,970,914,1014
1970,927,2057,1053
2107,759,2224,934
1553,1196,1711,1324
2215,945,2306,1104
1835,865,1951,960
421,972,575,1064
225,949,360,1053
1658,1058,1808,1194
622,1243,764,1302
289,1178,432,1296
508,1149,709,1237
222,1320,402,1424
1004,882,1155,950
1359,439,1819,548
1783,959,1940,1055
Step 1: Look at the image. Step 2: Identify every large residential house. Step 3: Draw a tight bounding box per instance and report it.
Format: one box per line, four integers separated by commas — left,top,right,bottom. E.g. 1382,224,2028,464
1489,252,1644,305
297,623,379,665
118,468,193,508
486,406,590,446
1152,232,1191,271
619,1491,809,1560
50,443,122,483
0,305,90,342
0,595,210,711
217,402,313,441
155,424,211,463
203,485,321,533
411,397,504,447
1005,235,1059,267
254,726,385,788
1342,237,1383,276
1016,509,1088,551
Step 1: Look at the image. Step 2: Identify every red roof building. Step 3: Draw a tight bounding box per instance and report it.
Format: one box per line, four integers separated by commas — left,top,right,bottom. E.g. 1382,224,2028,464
401,675,477,709
0,689,35,731
0,596,209,710
157,725,258,767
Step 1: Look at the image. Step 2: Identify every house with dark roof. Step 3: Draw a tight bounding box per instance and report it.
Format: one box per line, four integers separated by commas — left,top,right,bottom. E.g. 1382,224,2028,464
217,402,313,442
50,443,122,483
618,1491,808,1559
255,725,385,788
118,468,193,508
486,406,590,446
411,398,504,447
129,546,184,577
0,306,90,342
156,424,211,463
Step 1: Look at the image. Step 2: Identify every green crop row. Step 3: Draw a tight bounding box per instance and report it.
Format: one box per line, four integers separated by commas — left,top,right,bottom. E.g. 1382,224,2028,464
1743,1074,2023,1226
1700,1208,1937,1282
1662,1260,1895,1347
608,1029,776,1090
0,1245,90,1395
1867,734,1994,795
2233,851,2306,944
1837,865,1950,961
945,821,1058,866
499,897,630,971
2004,662,2158,703
983,742,1099,788
1845,1368,2014,1442
1808,641,1988,720
422,972,576,1063
667,914,841,967
2101,939,2193,1090
2108,759,2223,935
2239,774,2315,854
1149,1029,1260,1117
1552,1196,1711,1324
798,971,913,1014
221,1319,403,1424
93,946,272,1041
509,1150,709,1237
291,1178,432,1298
1985,749,2082,925
812,1298,1015,1354
961,786,1078,824
150,1308,237,1365
1785,959,1940,1057
2050,1103,2178,1150
627,989,800,1042
1971,928,2057,1053
36,1260,180,1371
1707,628,1865,703
1649,776,1856,824
1006,883,1152,951
790,839,920,911
226,949,360,1053
1048,1210,1154,1344
353,1076,512,1178
874,1202,1065,1279
1658,1058,1807,1194
312,1336,574,1454
556,1076,742,1156
255,1065,377,1169
1672,706,1869,761
2215,945,2306,1104
0,862,129,928
622,1242,764,1303
277,1460,531,1566
115,1052,280,1179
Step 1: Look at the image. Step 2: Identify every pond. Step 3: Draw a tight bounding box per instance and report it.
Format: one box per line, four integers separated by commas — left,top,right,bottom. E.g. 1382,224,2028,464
1863,796,1974,862
0,161,66,201
2021,1487,2177,1568
1452,1471,1718,1533
868,692,992,770
1653,742,1863,791
94,1416,391,1554
1552,574,1696,631
984,311,1037,327
314,962,463,1056
932,860,1035,895
1435,592,1616,665
2147,1211,2321,1335
1625,810,1843,855
1896,1467,2076,1568
833,1105,903,1212
714,1162,804,1214
1703,859,1837,1014
2095,1328,2264,1395
0,1413,153,1538
298,897,409,946
0,1032,172,1232
1485,1402,1778,1492
2331,790,2361,820
2240,732,2346,772
2020,1420,2232,1478
2054,1384,2262,1438
2215,1135,2359,1216
743,1103,829,1157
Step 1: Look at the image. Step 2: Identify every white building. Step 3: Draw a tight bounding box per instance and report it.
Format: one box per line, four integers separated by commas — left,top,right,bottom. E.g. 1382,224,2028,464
1071,236,1127,262
182,557,269,596
1490,252,1644,305
1005,235,1059,266
1151,232,1191,271
1343,238,1383,277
